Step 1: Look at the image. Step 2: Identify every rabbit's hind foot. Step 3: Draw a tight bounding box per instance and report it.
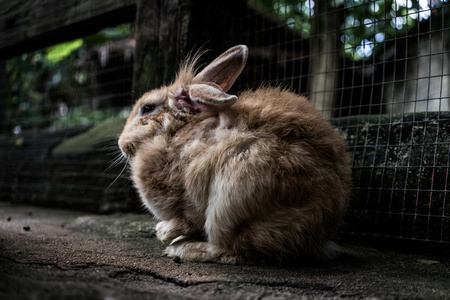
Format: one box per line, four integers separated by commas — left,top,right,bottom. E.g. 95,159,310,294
163,241,241,264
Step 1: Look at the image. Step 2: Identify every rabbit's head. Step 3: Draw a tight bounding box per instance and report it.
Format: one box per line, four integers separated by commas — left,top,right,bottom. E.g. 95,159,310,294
118,45,248,158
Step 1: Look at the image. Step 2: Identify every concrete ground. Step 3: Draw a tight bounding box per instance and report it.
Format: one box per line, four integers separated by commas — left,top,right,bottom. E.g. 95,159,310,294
0,202,449,300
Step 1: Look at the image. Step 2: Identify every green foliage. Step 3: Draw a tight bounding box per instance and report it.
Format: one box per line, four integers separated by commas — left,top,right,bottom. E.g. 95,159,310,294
6,52,54,129
255,0,314,37
5,24,134,132
339,0,449,61
50,106,125,129
46,39,84,64
256,0,449,61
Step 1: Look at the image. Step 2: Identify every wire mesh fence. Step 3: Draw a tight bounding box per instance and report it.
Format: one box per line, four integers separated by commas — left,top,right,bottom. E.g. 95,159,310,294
237,0,450,244
1,0,449,243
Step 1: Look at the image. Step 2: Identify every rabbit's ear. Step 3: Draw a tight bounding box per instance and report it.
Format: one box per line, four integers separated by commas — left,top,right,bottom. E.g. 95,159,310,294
193,45,248,92
189,83,237,108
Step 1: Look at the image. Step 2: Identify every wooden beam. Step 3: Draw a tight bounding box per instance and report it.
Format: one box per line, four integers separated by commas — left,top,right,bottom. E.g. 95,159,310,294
0,0,136,59
0,60,6,134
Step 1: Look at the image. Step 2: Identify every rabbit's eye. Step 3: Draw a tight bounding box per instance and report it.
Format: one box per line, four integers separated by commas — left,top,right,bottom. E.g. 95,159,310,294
141,104,156,115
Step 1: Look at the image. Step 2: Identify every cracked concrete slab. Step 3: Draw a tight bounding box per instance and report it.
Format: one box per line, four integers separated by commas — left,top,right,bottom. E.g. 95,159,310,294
1,202,449,299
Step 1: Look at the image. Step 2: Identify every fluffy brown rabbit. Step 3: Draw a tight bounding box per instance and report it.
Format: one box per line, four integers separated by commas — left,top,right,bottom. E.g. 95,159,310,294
118,45,352,264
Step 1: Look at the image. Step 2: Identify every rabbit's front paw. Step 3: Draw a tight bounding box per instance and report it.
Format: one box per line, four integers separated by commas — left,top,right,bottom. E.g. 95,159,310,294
155,220,182,244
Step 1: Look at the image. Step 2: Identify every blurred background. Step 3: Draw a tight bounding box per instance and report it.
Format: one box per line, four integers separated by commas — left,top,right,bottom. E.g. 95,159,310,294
0,0,449,246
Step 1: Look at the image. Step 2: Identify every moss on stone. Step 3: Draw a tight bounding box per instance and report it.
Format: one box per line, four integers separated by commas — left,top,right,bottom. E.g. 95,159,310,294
53,117,126,155
332,112,450,242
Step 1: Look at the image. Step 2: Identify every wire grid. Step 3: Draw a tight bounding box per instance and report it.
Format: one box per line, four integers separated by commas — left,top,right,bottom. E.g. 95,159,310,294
1,0,449,242
239,0,450,243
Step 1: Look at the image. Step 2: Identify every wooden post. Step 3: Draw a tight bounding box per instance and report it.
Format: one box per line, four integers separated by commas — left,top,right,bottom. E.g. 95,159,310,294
308,0,343,119
0,60,6,134
133,0,241,97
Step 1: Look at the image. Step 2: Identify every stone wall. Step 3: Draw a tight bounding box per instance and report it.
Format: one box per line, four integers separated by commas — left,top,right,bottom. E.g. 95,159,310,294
0,118,140,213
336,112,450,242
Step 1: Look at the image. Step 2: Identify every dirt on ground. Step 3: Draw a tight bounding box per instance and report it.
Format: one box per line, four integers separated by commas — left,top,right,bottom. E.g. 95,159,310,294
0,202,449,299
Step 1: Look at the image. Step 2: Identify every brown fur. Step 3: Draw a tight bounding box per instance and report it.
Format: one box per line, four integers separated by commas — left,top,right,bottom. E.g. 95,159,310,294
118,45,352,264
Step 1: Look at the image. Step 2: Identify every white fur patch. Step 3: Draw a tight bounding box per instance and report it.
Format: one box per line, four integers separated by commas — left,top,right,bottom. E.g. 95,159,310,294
162,115,172,131
168,98,178,112
219,113,231,129
156,220,180,243
168,87,183,112
204,167,247,242
181,139,204,159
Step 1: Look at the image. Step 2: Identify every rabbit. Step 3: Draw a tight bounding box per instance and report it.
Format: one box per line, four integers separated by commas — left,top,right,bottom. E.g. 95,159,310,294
118,45,352,264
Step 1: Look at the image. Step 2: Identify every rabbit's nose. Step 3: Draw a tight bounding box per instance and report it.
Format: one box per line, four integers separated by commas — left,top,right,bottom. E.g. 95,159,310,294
118,138,135,158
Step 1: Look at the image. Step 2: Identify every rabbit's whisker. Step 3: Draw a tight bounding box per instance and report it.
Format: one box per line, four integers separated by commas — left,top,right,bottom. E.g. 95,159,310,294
104,153,125,173
106,156,129,191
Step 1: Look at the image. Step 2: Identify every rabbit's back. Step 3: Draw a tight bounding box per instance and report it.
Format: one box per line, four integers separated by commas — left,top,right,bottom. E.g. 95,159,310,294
231,87,349,173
